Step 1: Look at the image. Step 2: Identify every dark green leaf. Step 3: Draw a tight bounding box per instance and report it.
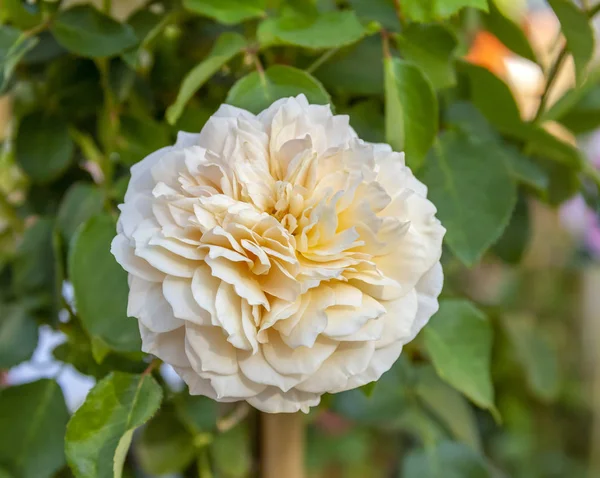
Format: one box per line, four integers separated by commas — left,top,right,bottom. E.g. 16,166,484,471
258,10,366,49
501,314,560,401
166,32,246,125
415,365,481,451
395,24,458,89
174,394,218,435
117,115,171,166
403,0,488,23
56,183,104,243
212,424,252,478
403,441,491,478
135,404,195,475
66,372,163,478
0,26,39,93
535,159,581,206
420,130,516,266
553,84,600,134
226,65,331,114
483,1,537,62
348,0,400,32
15,111,74,183
0,304,38,368
424,299,497,415
51,5,138,58
183,0,266,25
343,99,385,143
69,214,141,353
548,0,594,84
503,146,549,193
384,57,438,169
0,380,69,478
492,193,530,264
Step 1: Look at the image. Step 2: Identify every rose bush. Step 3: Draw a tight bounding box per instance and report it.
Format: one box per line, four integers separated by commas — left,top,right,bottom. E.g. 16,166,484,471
112,95,444,412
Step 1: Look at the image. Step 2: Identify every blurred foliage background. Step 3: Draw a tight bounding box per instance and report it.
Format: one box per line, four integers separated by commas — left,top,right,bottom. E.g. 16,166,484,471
1,0,600,477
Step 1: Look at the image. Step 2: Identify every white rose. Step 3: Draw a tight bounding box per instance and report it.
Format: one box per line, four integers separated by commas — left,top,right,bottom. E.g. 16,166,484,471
111,95,445,413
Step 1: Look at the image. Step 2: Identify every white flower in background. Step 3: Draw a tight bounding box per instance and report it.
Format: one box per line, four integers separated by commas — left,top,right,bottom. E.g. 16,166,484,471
111,95,445,413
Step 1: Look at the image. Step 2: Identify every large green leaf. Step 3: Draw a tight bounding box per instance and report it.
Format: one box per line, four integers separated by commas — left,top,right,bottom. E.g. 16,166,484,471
420,130,516,266
66,372,163,478
415,365,481,451
403,0,488,23
258,10,366,49
69,214,141,352
0,304,38,368
0,380,69,478
548,0,594,84
226,65,331,114
135,404,195,475
15,111,74,183
395,24,458,90
424,299,497,415
384,57,438,169
56,183,104,243
51,5,138,58
166,32,246,125
403,441,491,478
0,26,38,93
483,1,536,62
183,0,266,25
501,314,560,402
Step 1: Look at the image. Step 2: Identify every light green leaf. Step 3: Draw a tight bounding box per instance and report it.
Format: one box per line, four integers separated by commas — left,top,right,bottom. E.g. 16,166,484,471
492,194,530,264
395,24,458,89
403,441,491,478
226,65,331,114
166,32,246,125
501,314,560,402
548,0,594,84
483,1,537,62
420,130,517,266
15,111,74,183
403,0,488,23
0,380,69,478
135,404,195,475
258,10,366,49
51,5,138,58
0,304,38,369
66,372,163,478
212,424,252,478
69,214,141,353
415,365,481,451
424,299,497,415
0,26,39,93
384,57,438,169
183,0,266,25
1,0,42,29
56,183,104,243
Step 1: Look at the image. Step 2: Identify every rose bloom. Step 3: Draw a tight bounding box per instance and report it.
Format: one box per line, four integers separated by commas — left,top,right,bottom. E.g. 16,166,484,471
111,95,445,413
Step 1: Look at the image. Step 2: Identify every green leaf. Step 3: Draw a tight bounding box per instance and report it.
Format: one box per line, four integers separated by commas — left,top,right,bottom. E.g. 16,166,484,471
212,425,252,478
403,0,488,23
552,84,600,134
0,26,39,93
15,111,74,183
0,304,38,368
0,379,69,478
117,115,171,166
503,146,549,193
384,57,438,169
492,193,530,264
258,10,366,49
135,404,195,475
415,365,481,451
348,0,400,32
420,130,516,266
183,0,266,25
57,183,105,243
51,5,138,58
548,0,594,84
174,394,218,435
1,0,42,29
424,299,497,415
69,214,141,353
65,372,163,478
343,99,385,144
395,24,458,90
501,314,560,401
403,441,491,478
226,65,331,114
166,32,246,125
483,1,537,63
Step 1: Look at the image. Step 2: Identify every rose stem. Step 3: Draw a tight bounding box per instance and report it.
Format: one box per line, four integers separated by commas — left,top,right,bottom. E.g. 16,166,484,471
260,412,305,478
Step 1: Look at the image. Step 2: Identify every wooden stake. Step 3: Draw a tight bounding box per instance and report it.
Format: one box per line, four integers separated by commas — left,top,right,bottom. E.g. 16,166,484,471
261,413,305,478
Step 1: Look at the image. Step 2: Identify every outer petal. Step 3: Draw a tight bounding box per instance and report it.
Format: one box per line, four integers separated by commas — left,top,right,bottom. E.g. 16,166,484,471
408,261,443,341
247,386,321,413
140,325,189,368
128,276,183,332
